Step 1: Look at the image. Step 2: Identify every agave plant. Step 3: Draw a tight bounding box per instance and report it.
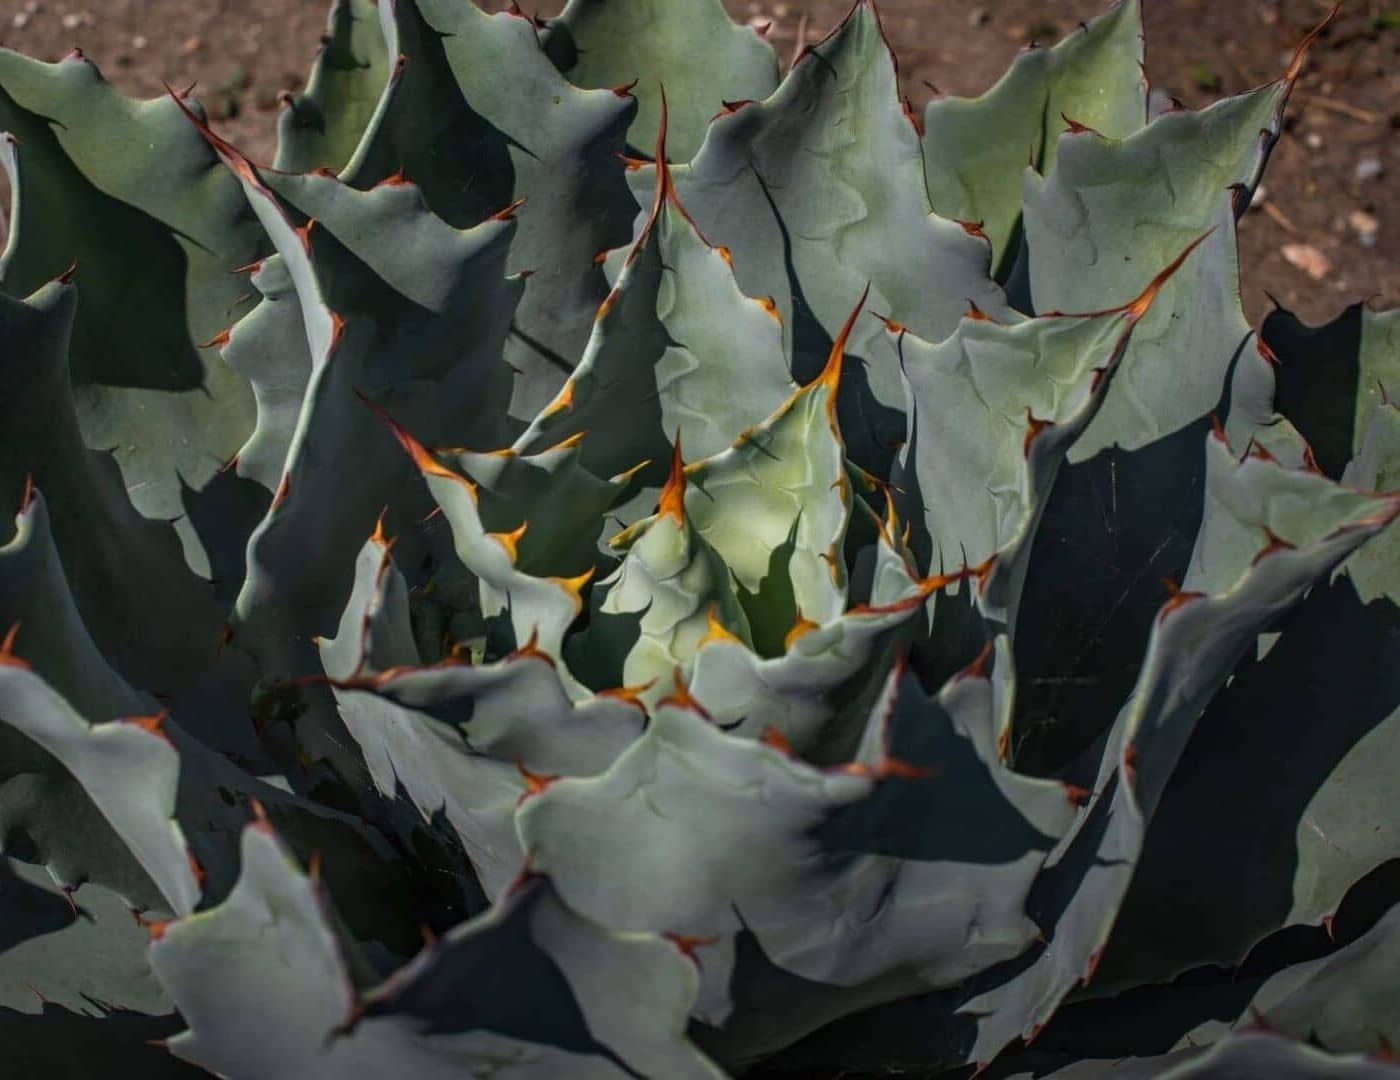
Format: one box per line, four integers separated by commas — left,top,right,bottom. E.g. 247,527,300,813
1,0,1397,1076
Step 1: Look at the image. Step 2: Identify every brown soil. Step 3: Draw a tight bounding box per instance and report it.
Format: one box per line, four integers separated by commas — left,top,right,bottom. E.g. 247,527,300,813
1,0,1396,323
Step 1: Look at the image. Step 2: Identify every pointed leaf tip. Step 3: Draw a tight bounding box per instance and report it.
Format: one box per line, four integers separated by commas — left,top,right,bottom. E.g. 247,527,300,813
657,436,687,524
814,284,871,396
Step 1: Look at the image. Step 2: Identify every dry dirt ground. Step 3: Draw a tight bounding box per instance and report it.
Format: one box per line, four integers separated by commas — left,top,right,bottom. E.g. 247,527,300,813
0,0,1396,323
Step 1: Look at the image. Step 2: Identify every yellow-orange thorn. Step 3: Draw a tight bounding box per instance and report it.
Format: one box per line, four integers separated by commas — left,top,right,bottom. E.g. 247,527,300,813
19,473,36,513
666,932,720,964
813,284,870,398
657,437,687,525
375,168,411,188
126,710,172,743
248,797,274,833
358,390,467,485
1064,783,1092,808
1286,2,1340,83
598,680,655,709
200,327,232,349
595,289,619,322
873,311,905,334
958,639,994,681
539,379,576,421
0,623,25,669
548,566,596,611
1023,408,1053,457
271,472,291,509
516,760,559,799
760,726,794,755
1251,525,1296,566
657,668,708,716
877,756,939,781
509,628,553,665
965,300,992,322
489,520,529,564
1123,742,1140,786
294,218,317,251
147,919,172,942
1061,113,1101,136
783,610,821,651
1124,229,1214,321
715,245,734,267
996,726,1011,763
611,78,639,98
956,219,987,240
1160,577,1205,616
544,430,587,454
491,197,527,222
369,507,392,549
699,604,743,647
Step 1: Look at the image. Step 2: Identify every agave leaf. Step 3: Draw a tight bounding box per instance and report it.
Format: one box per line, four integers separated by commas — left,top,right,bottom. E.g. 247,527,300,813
1022,42,1311,458
0,283,226,697
518,654,1078,1043
543,0,779,160
450,437,638,580
151,823,721,1078
516,157,795,484
1036,1031,1400,1079
921,0,1145,278
958,434,1399,1065
0,858,172,1016
386,422,597,679
625,0,1012,474
1087,318,1400,988
344,0,637,423
180,112,520,710
0,58,265,579
275,0,391,175
1179,901,1400,1054
322,533,643,897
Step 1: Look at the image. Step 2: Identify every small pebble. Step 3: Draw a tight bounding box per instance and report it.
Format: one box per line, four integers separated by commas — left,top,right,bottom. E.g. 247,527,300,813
1305,132,1324,150
11,12,28,28
1355,157,1384,182
131,34,147,49
1348,209,1379,248
1281,242,1332,280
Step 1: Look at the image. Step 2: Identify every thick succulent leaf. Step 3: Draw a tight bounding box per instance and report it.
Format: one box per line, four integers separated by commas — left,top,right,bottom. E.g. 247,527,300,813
275,0,391,174
387,420,599,678
0,491,154,722
0,859,172,1015
543,0,778,160
1022,49,1306,458
897,289,1145,615
344,0,637,423
518,659,1077,1039
1091,369,1400,988
0,57,265,578
626,0,1012,473
921,0,1145,277
516,169,795,482
0,659,200,917
451,437,638,579
0,282,225,698
319,529,420,682
323,542,644,897
684,522,936,751
152,823,721,1078
1038,1032,1400,1080
1264,304,1399,479
595,496,754,707
182,115,520,691
1179,901,1400,1054
958,434,1399,1065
